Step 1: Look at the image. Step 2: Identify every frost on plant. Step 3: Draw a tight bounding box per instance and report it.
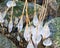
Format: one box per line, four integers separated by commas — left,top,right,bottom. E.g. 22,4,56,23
8,20,13,33
0,0,59,48
6,1,16,8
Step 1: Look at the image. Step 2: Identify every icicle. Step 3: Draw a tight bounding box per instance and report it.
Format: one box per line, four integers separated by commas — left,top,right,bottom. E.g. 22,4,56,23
32,26,42,45
17,35,20,41
33,15,38,26
29,25,35,35
2,8,9,19
27,41,34,48
38,21,43,34
43,38,52,46
40,23,51,39
4,19,8,27
17,17,23,33
32,33,42,45
0,17,4,23
24,31,31,41
24,28,31,41
24,25,31,41
2,12,6,19
0,12,4,23
6,1,16,8
8,20,13,33
14,17,19,24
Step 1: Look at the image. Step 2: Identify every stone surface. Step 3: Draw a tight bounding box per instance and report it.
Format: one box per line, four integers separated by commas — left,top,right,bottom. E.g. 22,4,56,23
48,17,60,47
0,34,17,48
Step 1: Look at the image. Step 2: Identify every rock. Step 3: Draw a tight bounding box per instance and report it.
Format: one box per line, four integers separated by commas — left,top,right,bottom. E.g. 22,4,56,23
47,17,60,48
0,34,17,48
48,17,60,48
48,17,60,37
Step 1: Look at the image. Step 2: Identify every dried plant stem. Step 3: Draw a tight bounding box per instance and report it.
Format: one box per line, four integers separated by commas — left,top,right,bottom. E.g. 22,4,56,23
38,0,48,22
25,0,30,24
20,0,26,19
34,0,36,16
10,0,14,21
5,8,9,14
11,7,13,21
